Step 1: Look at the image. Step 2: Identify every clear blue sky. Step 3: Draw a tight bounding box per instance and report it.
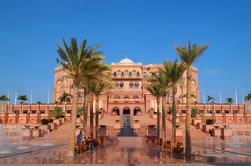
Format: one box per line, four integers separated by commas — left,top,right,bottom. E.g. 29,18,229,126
0,0,250,104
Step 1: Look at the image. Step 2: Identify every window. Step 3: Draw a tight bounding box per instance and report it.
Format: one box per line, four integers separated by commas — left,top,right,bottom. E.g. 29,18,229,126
113,72,117,77
135,82,139,88
31,110,36,114
129,82,134,88
233,110,238,113
121,72,124,77
136,72,140,77
224,110,230,114
143,72,147,78
216,110,221,114
129,72,132,77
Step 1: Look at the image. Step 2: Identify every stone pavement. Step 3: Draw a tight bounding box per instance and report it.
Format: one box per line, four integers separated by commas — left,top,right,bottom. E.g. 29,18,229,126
1,122,251,164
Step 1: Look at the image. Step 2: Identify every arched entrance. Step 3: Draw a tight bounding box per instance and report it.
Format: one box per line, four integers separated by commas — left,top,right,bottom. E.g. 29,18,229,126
133,107,142,116
112,107,120,116
123,108,130,114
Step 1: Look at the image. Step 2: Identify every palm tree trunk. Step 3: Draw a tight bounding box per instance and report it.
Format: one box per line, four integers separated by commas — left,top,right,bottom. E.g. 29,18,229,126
157,97,160,139
95,96,99,139
185,68,192,158
67,85,79,156
83,88,88,134
172,85,177,146
162,95,166,146
89,95,94,137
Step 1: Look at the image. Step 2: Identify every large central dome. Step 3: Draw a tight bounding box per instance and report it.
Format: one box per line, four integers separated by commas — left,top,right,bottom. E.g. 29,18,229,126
119,57,134,63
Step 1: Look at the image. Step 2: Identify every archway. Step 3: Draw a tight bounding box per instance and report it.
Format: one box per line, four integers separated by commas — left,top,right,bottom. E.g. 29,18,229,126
112,107,120,116
133,107,142,116
123,107,130,114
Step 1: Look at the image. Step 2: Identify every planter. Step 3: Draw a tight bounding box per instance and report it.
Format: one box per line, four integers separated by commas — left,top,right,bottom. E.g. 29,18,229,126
213,128,221,137
40,124,51,134
192,119,202,126
54,119,61,126
22,128,33,140
176,128,183,142
32,128,41,137
202,124,214,132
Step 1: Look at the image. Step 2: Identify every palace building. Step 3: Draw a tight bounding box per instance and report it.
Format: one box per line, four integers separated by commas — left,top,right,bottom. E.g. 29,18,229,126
53,58,200,114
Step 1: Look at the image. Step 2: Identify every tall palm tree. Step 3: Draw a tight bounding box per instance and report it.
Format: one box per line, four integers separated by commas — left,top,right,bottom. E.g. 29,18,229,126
56,38,96,156
79,47,105,134
0,95,9,103
226,97,234,104
175,41,208,157
147,71,168,140
58,91,73,104
163,60,185,146
18,95,28,104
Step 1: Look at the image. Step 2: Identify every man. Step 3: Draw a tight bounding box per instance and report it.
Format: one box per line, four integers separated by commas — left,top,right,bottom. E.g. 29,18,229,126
77,130,82,143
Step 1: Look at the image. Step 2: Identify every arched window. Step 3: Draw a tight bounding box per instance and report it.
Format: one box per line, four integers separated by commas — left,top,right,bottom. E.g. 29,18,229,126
133,107,142,116
121,72,124,77
114,95,120,99
135,82,139,88
136,72,140,77
112,107,120,116
120,82,124,88
129,71,132,77
124,95,130,99
113,72,117,77
143,72,147,78
129,82,134,88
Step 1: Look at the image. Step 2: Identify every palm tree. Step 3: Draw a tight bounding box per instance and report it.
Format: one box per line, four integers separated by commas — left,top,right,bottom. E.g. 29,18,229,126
207,96,215,103
18,95,28,104
78,46,106,134
147,71,168,140
175,41,208,157
163,60,185,147
0,95,9,103
245,93,251,101
58,91,73,104
56,38,96,156
226,97,234,104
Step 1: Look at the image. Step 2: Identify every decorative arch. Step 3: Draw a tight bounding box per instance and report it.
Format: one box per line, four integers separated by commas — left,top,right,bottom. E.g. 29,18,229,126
111,107,120,116
133,107,142,116
123,107,130,114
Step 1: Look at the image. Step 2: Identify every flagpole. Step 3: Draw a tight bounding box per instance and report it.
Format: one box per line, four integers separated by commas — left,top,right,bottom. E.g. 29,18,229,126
202,89,205,104
14,91,17,104
30,90,33,104
235,89,238,105
219,90,222,104
7,91,10,104
47,89,50,104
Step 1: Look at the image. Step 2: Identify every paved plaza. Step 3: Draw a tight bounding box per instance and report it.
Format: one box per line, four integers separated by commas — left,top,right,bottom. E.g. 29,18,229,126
1,135,251,164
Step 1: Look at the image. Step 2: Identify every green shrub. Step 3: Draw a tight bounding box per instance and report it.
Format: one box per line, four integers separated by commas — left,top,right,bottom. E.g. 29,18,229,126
206,119,215,125
191,108,199,118
50,106,65,119
77,107,84,118
41,119,49,125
